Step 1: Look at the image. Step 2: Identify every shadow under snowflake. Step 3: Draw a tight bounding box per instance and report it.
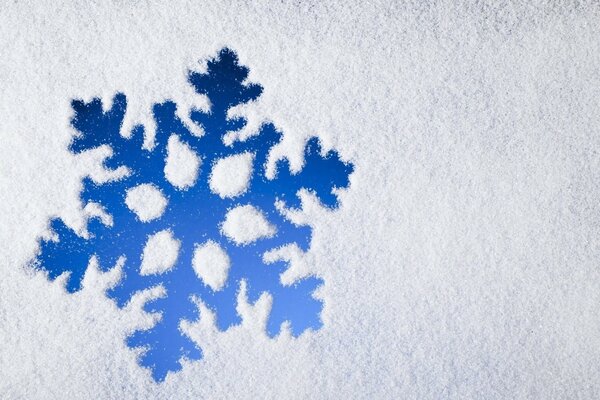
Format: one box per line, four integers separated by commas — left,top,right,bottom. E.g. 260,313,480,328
33,48,354,382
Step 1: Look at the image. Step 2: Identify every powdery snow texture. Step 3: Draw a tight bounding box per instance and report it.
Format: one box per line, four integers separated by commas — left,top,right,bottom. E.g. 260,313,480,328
2,2,600,400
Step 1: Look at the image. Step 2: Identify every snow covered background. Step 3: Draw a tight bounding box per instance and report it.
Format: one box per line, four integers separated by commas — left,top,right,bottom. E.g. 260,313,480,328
2,1,600,398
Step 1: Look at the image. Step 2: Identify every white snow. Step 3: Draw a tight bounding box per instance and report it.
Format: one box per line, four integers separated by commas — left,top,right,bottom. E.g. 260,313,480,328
139,230,181,276
209,152,254,198
124,183,167,222
2,2,600,399
164,134,201,190
192,240,230,291
221,205,276,245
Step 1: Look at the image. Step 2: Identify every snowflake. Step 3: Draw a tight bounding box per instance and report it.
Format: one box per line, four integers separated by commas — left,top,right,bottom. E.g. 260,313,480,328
34,48,354,381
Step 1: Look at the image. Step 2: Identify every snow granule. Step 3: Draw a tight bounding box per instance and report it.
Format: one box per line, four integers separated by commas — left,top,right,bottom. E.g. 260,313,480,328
221,204,276,245
191,240,230,291
140,230,181,276
164,134,201,190
124,183,167,222
209,152,254,198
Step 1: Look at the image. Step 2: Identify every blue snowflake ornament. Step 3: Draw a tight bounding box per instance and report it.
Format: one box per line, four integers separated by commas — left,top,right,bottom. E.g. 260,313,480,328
34,48,353,381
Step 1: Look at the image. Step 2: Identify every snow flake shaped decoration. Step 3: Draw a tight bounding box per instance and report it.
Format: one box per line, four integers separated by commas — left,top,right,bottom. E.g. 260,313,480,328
33,48,354,382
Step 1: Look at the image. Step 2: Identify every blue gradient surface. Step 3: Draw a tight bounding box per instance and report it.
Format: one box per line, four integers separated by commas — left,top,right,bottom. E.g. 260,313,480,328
34,48,353,381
